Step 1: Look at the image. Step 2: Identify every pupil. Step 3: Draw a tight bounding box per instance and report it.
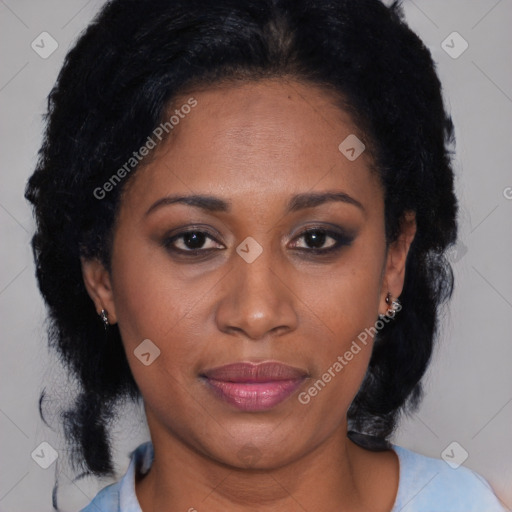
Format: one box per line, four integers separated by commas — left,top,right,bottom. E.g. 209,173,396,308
306,230,326,248
184,232,205,249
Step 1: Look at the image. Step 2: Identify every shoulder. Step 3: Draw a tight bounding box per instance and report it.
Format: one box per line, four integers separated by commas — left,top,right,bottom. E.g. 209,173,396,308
80,480,121,512
80,442,153,512
392,444,508,512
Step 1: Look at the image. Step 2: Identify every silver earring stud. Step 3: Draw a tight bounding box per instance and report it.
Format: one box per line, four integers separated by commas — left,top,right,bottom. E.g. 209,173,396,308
379,293,402,319
100,309,109,330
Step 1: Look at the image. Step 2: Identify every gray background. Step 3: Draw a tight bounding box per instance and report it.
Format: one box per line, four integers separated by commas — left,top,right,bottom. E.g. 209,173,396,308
1,0,511,510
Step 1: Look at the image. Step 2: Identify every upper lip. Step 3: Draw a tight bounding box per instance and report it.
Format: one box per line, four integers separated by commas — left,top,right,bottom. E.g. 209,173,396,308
201,361,308,382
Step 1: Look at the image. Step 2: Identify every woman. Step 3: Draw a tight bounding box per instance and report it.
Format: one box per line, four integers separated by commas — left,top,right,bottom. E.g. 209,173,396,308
25,0,508,510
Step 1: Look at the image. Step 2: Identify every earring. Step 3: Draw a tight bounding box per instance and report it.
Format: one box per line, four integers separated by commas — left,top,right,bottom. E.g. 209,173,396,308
100,309,109,330
379,293,402,319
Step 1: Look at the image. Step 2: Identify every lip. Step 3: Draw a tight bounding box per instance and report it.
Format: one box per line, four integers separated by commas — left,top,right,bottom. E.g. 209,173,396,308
200,362,308,412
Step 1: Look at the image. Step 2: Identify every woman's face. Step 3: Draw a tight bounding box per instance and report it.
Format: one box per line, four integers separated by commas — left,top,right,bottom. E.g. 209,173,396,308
83,78,414,469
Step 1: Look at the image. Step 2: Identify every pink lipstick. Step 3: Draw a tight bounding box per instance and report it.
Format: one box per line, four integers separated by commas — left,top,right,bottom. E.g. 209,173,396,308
200,361,308,411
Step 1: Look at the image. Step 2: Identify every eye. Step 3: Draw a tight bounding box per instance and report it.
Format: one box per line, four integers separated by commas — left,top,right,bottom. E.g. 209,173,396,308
162,226,354,258
290,227,354,254
163,229,224,254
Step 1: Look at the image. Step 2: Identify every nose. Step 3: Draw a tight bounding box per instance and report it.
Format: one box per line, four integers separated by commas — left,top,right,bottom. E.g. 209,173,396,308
214,246,299,341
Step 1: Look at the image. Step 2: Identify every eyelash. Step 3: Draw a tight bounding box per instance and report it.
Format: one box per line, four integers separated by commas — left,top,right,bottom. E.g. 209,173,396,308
162,226,354,258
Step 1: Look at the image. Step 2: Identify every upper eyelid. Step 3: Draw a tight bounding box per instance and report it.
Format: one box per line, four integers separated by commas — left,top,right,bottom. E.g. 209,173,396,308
289,227,346,241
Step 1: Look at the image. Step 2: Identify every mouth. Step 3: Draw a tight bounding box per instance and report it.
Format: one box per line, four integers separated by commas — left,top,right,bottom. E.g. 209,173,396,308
199,361,309,412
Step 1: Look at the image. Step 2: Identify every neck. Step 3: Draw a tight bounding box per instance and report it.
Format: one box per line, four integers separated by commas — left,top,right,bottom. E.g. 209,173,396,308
135,420,398,512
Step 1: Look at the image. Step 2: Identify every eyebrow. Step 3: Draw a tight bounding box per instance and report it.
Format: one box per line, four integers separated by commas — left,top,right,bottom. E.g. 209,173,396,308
145,190,365,216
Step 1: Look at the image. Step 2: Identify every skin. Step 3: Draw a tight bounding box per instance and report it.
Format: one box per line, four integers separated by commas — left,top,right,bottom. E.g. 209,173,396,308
82,78,416,512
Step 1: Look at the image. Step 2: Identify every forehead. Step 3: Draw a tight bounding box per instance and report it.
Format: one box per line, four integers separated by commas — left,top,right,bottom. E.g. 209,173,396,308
120,78,381,215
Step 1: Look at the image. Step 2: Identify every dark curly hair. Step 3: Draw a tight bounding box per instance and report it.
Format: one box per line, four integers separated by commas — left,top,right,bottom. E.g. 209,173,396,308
25,0,457,483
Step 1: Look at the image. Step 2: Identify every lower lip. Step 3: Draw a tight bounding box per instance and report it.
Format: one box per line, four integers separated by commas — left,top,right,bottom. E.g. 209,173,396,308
202,378,306,411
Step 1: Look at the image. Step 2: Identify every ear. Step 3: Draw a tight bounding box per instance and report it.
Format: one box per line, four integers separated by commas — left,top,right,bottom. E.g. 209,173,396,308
379,211,416,315
80,257,118,324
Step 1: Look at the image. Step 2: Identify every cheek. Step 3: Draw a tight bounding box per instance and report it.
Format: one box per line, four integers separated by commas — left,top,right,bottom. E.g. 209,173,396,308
293,252,384,412
110,223,205,339
299,247,384,344
109,241,206,386
294,310,376,433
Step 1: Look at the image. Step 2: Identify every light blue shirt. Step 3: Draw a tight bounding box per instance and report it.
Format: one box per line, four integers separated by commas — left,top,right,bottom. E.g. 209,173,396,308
81,442,508,511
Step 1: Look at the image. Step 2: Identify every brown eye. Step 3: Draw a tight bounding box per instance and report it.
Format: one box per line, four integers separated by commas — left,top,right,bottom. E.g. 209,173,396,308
291,228,354,254
163,230,224,254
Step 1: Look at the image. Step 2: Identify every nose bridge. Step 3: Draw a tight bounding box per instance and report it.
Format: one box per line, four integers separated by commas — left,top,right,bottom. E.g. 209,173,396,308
215,238,298,340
